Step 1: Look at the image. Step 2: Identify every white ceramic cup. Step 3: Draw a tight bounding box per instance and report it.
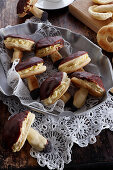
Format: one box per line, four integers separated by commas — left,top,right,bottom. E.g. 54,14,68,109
47,0,61,2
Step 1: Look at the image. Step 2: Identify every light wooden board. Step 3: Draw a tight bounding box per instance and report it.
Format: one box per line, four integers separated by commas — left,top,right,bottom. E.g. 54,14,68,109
69,0,113,33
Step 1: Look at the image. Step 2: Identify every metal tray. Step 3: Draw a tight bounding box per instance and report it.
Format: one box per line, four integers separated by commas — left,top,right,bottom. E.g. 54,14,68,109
0,22,113,115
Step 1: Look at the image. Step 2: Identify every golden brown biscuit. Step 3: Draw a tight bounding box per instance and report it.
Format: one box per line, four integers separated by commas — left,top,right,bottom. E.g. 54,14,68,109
36,36,64,59
73,88,88,109
97,23,113,52
88,5,112,20
40,72,70,105
17,0,48,21
16,57,46,79
4,35,35,63
3,111,51,152
58,51,91,74
71,71,106,97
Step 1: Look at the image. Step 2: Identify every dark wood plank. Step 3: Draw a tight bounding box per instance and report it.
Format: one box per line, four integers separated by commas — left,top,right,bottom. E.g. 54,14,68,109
0,0,113,169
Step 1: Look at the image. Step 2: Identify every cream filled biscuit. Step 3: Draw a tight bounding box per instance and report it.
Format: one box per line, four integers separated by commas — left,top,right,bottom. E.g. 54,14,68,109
4,34,35,51
3,111,51,153
36,36,64,58
17,0,48,21
58,51,91,74
40,72,70,105
16,57,46,79
71,71,106,97
4,34,35,63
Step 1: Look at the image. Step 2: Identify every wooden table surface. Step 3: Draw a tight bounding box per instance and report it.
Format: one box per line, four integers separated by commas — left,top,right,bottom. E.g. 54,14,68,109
0,0,113,170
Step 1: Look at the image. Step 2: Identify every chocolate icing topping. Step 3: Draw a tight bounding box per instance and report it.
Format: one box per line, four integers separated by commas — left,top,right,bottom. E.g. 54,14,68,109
59,51,87,66
71,71,105,90
4,34,35,42
36,36,64,49
40,72,63,100
3,111,29,150
16,57,44,71
17,0,30,14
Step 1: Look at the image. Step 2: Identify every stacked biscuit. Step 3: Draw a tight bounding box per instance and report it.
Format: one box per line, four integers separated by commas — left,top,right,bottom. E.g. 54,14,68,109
88,0,113,53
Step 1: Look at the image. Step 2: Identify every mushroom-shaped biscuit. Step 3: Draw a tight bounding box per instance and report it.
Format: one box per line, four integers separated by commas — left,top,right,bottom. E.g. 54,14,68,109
4,35,35,63
58,51,91,74
40,72,70,105
36,36,64,64
16,57,46,99
71,71,106,97
17,0,48,21
3,111,51,152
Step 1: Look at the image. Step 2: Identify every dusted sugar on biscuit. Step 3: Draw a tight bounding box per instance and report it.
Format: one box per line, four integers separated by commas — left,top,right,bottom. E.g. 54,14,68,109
40,72,70,105
58,51,91,73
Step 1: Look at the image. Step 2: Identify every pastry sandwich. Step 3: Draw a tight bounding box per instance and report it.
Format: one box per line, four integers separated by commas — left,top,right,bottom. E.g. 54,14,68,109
4,34,35,63
36,36,64,64
40,72,70,105
3,111,51,153
16,57,46,79
16,57,46,100
71,71,106,97
58,51,91,73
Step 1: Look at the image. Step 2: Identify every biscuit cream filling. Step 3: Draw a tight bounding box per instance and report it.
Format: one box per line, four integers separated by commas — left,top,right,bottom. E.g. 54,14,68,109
37,44,62,56
18,63,43,75
4,37,34,50
60,54,90,69
84,80,104,93
12,112,35,152
43,73,70,104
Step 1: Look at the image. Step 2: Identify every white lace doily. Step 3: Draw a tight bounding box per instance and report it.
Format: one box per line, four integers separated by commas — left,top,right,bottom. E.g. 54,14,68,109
0,18,113,170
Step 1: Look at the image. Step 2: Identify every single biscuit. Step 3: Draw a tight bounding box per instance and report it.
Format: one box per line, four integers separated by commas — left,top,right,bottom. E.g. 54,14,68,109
4,34,35,51
58,51,91,74
3,111,35,152
17,0,48,21
88,5,112,20
16,57,46,79
40,72,70,105
71,71,106,97
97,24,113,52
36,36,64,58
